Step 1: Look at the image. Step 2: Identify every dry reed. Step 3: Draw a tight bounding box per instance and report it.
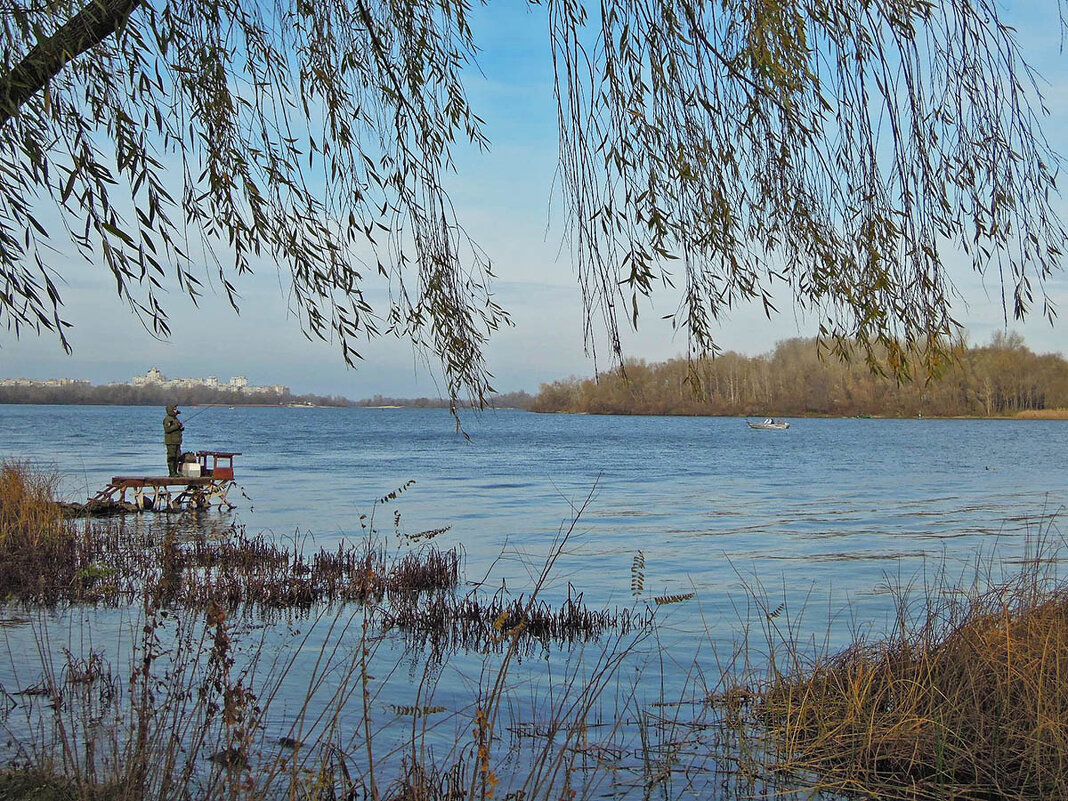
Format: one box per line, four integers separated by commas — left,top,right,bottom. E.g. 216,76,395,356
0,482,657,801
719,523,1068,800
0,460,64,549
0,461,84,601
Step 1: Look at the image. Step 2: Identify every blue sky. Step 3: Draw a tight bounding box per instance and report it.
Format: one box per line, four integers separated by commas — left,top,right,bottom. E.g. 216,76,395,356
1,2,1066,398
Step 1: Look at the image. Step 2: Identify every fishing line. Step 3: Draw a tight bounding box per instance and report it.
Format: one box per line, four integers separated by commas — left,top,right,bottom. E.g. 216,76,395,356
180,402,225,423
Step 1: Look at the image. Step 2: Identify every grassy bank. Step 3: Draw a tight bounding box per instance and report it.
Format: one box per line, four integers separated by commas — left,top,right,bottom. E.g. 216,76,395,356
1015,408,1068,419
714,521,1068,800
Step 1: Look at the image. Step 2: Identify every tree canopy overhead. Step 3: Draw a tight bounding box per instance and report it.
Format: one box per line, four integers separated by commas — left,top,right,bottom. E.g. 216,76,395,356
0,0,1063,398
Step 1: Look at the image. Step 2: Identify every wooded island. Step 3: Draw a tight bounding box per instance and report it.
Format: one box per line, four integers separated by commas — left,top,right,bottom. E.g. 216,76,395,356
531,334,1068,418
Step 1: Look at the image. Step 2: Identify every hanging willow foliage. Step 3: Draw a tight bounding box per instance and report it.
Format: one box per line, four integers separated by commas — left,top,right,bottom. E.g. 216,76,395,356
0,0,1063,397
0,0,504,401
549,0,1065,375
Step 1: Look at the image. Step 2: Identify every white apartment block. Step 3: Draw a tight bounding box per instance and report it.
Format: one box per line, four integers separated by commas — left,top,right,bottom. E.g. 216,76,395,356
129,368,287,394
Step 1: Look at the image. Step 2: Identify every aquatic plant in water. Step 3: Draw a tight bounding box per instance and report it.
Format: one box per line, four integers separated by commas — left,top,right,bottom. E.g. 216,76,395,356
0,479,676,800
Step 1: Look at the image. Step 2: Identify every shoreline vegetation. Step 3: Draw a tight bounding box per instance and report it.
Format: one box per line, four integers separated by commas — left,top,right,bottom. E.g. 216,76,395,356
4,334,1067,420
0,384,537,412
1,461,1067,799
0,384,354,409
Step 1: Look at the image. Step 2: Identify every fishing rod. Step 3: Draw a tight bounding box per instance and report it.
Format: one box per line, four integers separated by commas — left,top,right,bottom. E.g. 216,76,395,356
179,402,227,423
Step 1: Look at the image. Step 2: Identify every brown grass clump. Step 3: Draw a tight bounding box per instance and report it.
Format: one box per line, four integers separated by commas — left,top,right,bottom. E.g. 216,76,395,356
747,569,1068,799
0,460,64,548
0,460,81,598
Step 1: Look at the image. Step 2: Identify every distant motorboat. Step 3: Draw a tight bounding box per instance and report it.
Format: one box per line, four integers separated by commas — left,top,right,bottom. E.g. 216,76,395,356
746,418,790,430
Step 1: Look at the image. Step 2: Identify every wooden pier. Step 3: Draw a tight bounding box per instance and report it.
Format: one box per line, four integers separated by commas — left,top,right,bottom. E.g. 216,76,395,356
91,451,242,511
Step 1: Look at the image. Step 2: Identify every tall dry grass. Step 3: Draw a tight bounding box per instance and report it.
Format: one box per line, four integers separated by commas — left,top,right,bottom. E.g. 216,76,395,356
716,517,1068,800
0,460,82,600
0,460,64,549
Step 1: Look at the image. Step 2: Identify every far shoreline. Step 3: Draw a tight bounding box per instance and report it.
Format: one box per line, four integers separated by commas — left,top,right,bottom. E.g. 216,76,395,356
2,401,1066,420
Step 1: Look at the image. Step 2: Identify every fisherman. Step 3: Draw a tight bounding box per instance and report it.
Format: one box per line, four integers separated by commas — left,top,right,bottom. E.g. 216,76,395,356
163,404,184,477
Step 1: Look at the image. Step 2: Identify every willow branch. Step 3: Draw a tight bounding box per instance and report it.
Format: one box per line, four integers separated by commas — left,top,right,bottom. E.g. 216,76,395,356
0,0,143,128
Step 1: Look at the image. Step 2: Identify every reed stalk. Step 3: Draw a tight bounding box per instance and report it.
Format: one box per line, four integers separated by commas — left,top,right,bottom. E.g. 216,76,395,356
714,515,1068,800
0,460,64,550
0,477,656,801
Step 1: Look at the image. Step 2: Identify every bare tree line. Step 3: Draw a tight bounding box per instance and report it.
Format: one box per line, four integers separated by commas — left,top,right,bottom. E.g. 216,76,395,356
532,333,1068,418
0,384,351,408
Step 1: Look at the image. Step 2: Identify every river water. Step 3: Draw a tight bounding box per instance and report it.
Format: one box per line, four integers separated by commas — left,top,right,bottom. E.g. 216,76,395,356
0,405,1065,795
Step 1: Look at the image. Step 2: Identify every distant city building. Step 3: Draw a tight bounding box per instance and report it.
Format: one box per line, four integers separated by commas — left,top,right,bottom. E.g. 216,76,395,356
130,367,166,386
2,369,288,395
128,368,288,394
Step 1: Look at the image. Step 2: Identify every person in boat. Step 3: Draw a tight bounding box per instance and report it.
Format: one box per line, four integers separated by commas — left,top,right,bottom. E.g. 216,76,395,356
163,404,184,477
